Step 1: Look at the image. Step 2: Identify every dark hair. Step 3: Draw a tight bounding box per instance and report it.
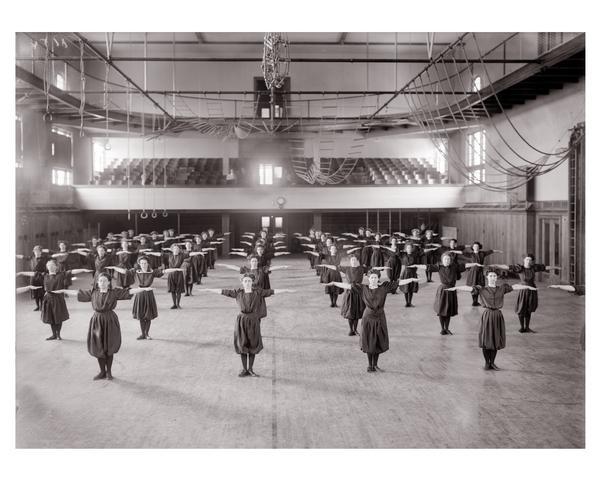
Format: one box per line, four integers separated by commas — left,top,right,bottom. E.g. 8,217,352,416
524,253,535,261
367,269,381,278
241,273,256,281
97,272,112,282
449,238,457,243
472,241,483,249
484,267,500,276
137,256,149,263
348,254,359,260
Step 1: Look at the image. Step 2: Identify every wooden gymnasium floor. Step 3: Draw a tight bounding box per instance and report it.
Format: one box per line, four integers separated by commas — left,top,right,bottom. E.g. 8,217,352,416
15,255,585,448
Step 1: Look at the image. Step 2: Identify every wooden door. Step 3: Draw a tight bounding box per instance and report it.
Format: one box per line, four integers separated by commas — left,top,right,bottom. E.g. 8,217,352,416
539,217,562,283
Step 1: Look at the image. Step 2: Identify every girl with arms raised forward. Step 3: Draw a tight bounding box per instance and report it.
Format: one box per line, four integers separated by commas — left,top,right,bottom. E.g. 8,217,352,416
198,274,294,378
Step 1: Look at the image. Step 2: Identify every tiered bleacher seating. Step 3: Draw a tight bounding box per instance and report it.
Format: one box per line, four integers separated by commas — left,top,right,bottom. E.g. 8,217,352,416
362,157,447,185
293,158,447,185
92,158,230,186
90,157,447,186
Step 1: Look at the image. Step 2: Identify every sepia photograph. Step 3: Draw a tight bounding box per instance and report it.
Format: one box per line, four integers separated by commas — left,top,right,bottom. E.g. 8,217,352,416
4,2,597,479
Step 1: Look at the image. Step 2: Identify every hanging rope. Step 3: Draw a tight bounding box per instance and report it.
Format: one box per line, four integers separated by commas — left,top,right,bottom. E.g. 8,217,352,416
455,39,566,169
78,40,86,136
42,34,50,119
103,61,111,150
471,33,559,156
126,82,131,221
151,132,157,219
162,136,168,217
399,32,583,191
104,32,114,60
140,105,148,219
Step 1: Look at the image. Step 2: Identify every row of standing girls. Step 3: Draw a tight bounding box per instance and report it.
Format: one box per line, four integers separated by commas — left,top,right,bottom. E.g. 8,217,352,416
16,226,576,379
15,227,228,380
297,226,570,372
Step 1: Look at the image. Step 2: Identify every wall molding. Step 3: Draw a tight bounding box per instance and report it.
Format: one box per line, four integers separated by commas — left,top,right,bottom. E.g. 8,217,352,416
459,200,568,212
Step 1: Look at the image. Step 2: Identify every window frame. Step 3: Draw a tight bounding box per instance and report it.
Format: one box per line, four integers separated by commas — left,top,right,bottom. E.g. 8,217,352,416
51,167,73,186
259,163,275,185
466,129,486,185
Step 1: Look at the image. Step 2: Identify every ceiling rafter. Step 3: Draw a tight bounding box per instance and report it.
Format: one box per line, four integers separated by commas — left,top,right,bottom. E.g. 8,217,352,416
74,32,176,122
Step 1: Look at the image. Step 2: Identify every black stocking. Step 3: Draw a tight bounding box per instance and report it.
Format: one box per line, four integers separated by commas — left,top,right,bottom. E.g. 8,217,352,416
490,349,498,366
94,357,107,380
404,293,410,306
106,355,114,378
525,314,535,332
171,292,177,307
518,315,525,331
352,319,359,333
139,320,145,335
367,353,374,368
482,348,490,365
176,292,182,307
347,319,354,333
241,354,248,371
443,317,451,333
145,320,151,337
373,353,380,367
439,316,445,332
47,325,57,340
329,293,335,306
408,292,413,305
248,354,255,371
188,283,193,295
55,323,62,339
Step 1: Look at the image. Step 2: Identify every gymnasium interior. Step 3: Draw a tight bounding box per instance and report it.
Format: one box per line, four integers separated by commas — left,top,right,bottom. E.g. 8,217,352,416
11,23,589,471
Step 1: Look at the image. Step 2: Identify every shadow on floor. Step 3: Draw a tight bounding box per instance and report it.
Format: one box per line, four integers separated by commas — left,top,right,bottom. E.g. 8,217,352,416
152,337,229,349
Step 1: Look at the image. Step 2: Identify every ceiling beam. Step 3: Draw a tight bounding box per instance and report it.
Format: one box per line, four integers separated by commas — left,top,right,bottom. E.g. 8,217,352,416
371,33,584,121
48,89,478,96
79,39,451,47
16,66,116,120
74,32,176,122
16,56,540,64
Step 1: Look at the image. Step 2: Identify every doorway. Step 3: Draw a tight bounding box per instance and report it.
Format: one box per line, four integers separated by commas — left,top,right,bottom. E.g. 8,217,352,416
539,216,562,283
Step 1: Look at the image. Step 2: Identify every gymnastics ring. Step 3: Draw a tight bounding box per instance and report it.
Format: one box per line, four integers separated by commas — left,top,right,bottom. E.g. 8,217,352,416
151,210,158,219
162,211,168,218
140,211,148,219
